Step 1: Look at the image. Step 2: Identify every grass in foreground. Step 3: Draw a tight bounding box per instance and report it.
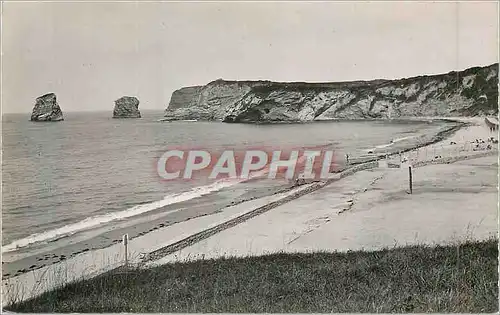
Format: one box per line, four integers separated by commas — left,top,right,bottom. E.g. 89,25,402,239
7,239,498,313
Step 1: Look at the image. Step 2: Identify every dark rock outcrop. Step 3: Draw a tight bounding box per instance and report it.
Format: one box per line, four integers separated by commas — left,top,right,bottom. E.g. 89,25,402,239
165,63,499,123
113,96,141,118
30,93,64,122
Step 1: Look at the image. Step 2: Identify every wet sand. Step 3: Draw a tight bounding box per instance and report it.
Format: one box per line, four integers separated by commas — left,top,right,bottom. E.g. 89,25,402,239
2,117,492,304
2,183,319,305
1,119,462,278
5,121,461,279
150,154,496,264
2,178,295,280
148,118,498,264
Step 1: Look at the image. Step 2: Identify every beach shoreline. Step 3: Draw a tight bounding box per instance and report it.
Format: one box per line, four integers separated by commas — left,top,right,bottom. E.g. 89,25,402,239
2,117,461,280
2,116,497,305
145,118,497,266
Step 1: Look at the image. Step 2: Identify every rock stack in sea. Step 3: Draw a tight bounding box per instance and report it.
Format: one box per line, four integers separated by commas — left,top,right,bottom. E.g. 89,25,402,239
30,93,64,122
113,96,141,118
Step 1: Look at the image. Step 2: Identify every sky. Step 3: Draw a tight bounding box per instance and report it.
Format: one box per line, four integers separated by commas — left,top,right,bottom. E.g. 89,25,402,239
1,1,498,113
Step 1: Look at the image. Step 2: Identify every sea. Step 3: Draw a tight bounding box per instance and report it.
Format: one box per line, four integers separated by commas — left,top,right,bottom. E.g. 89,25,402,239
2,110,447,275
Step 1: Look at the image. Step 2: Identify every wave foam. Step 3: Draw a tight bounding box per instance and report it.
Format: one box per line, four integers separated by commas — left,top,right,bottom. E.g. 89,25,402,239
2,178,244,254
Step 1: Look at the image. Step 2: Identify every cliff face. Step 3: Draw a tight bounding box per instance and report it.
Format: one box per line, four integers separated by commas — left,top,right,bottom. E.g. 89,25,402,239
30,93,64,122
113,96,141,118
165,63,498,122
164,83,252,120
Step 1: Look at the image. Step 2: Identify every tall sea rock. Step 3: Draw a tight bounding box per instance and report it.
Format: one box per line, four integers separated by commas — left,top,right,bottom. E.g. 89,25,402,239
30,93,64,122
164,63,499,123
113,96,141,118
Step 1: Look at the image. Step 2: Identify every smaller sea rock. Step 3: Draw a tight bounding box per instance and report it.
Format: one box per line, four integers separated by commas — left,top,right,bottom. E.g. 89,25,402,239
113,96,141,118
30,93,64,121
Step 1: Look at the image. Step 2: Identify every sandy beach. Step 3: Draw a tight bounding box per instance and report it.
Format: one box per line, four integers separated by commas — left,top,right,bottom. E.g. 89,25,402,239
1,177,298,279
142,117,498,264
2,117,498,305
1,119,457,280
148,154,497,265
3,2,498,311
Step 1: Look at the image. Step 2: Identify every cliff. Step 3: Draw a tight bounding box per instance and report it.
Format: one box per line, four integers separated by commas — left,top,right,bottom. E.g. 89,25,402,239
30,93,64,122
113,96,141,118
164,63,498,123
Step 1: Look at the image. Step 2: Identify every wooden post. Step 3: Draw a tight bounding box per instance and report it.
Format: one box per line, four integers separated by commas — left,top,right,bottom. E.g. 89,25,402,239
408,165,413,194
123,234,129,268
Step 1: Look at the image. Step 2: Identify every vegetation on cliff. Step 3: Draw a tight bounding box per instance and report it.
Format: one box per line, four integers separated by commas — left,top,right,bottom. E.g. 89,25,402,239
165,63,498,123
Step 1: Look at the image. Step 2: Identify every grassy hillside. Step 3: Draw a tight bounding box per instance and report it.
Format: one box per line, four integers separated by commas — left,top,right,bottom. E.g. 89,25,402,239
7,239,498,313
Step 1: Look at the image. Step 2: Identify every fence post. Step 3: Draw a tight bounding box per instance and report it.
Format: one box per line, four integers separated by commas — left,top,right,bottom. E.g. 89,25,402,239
123,234,129,268
408,165,413,194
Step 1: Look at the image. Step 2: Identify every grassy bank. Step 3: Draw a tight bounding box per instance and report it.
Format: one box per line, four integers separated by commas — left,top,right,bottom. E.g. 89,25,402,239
6,239,498,313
